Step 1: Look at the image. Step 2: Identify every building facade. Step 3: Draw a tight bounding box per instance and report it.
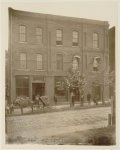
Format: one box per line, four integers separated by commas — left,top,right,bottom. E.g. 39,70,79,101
8,8,109,104
109,27,115,97
109,27,115,72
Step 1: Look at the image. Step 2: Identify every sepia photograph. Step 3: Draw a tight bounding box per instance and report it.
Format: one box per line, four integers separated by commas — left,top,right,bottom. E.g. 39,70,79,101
0,0,119,148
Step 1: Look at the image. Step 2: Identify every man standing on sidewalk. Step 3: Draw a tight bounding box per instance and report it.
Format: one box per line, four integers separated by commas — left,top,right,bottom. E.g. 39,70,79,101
80,90,84,106
87,92,91,105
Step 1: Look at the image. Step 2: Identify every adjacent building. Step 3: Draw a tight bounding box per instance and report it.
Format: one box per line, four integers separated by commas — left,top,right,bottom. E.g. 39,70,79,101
8,8,109,104
109,27,115,72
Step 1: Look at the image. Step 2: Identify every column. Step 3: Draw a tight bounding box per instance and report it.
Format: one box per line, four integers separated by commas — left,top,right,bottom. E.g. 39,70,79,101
29,76,32,100
45,76,54,105
11,76,16,103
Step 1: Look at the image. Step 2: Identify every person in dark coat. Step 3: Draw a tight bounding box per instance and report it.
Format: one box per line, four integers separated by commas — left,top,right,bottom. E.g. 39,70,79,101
87,92,91,105
80,90,84,106
54,95,57,105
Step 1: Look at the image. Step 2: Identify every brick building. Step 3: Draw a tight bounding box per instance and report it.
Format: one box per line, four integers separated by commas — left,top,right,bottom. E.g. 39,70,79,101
109,27,115,72
109,27,115,97
8,8,109,104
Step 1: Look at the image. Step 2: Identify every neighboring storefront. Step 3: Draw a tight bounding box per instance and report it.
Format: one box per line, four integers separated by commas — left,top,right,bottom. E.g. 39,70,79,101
54,76,68,102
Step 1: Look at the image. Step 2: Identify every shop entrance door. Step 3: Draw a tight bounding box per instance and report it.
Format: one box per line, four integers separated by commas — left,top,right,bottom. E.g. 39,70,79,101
94,85,101,101
32,83,45,99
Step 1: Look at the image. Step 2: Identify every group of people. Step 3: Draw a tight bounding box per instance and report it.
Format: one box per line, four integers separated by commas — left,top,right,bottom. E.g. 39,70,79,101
54,91,99,106
80,92,100,106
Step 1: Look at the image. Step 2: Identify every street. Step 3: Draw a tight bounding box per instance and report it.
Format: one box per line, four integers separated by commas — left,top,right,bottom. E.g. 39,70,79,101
6,106,110,143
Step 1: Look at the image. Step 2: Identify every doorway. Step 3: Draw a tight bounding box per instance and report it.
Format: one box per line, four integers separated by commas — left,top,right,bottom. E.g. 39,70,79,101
93,85,101,101
32,83,45,99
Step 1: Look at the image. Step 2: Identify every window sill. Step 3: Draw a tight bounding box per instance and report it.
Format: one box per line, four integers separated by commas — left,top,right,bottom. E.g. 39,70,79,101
19,42,27,44
16,69,30,71
35,42,43,45
72,45,79,47
56,45,63,47
35,70,45,72
93,47,99,50
56,70,63,71
92,70,101,73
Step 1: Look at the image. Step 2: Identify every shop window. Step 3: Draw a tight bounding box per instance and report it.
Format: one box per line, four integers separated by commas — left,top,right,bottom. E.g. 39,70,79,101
93,33,99,48
16,76,29,97
19,25,26,42
36,27,42,43
55,76,66,96
20,53,26,69
56,54,63,70
56,29,63,45
72,31,78,46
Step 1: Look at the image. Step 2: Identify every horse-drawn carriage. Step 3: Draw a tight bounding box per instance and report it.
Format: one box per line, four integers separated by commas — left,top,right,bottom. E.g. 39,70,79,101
5,95,50,115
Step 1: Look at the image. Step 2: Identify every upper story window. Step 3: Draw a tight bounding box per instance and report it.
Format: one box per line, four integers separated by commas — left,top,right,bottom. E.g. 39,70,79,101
37,54,42,70
72,31,78,46
93,57,101,71
93,33,99,48
56,54,63,70
72,56,80,71
56,29,63,45
36,27,43,43
20,53,26,69
19,25,26,42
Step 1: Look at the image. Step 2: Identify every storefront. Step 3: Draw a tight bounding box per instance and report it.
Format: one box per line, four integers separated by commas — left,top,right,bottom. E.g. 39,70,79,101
16,76,29,97
54,76,68,101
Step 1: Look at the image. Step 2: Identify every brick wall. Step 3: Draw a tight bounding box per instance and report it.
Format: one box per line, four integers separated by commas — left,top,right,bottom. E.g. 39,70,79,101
9,8,109,103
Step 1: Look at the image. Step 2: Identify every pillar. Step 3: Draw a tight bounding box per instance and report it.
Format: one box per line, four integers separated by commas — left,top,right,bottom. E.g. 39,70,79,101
29,76,32,100
45,76,54,105
11,76,16,103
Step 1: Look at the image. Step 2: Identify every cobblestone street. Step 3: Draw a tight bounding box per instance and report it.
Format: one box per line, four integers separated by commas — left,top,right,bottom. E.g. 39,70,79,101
6,106,111,143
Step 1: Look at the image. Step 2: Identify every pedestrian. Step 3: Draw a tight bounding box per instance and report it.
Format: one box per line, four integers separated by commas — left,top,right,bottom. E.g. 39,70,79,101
80,91,84,106
54,94,57,105
87,92,91,105
93,95,98,105
35,94,40,105
70,90,75,107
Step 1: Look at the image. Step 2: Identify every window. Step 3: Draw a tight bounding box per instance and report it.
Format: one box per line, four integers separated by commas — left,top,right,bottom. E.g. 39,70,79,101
19,25,26,42
72,57,79,70
20,53,26,69
55,76,66,96
93,57,101,71
16,76,29,97
93,33,99,48
36,27,42,43
72,56,80,70
37,54,42,70
56,29,62,45
56,54,63,70
72,31,78,46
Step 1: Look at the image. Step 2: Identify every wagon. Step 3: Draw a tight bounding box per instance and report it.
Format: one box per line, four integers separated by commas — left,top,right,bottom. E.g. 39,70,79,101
7,96,50,115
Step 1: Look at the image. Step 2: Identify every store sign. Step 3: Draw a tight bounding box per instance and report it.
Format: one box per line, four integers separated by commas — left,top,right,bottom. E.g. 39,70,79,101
33,76,45,81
